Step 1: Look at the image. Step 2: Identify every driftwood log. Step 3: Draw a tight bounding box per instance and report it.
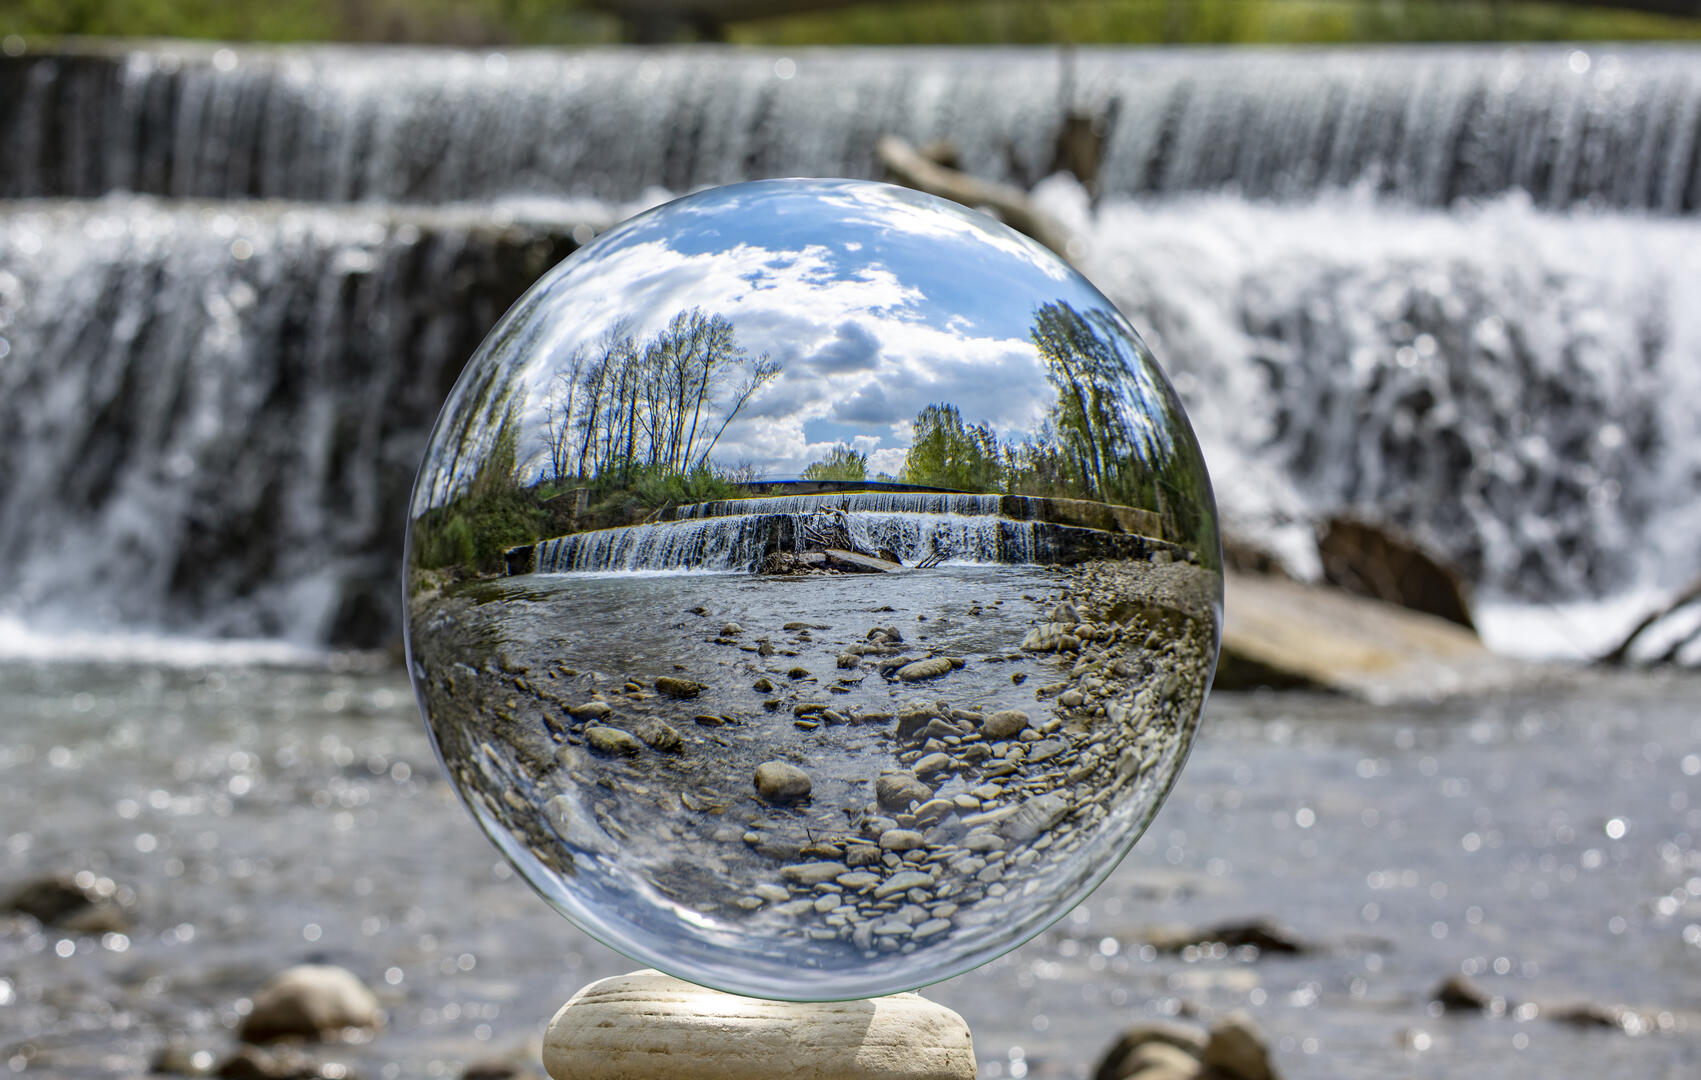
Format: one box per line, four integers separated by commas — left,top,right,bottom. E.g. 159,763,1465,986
1598,575,1701,665
875,135,1078,262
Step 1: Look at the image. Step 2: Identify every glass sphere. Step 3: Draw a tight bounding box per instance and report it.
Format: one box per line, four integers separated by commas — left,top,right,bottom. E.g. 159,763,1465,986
404,178,1221,1000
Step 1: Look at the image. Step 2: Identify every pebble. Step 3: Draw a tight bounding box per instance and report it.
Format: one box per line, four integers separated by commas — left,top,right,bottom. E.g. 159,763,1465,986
586,726,643,756
788,667,811,680
875,772,934,812
1001,791,1071,843
983,709,1030,739
844,845,884,867
837,871,881,890
780,862,847,886
873,870,934,899
752,677,775,692
653,677,704,699
915,798,957,824
544,794,618,856
754,761,812,802
721,623,744,635
753,883,790,902
961,828,1006,852
912,918,952,940
634,718,682,752
913,752,953,777
565,701,613,720
238,964,381,1043
897,657,955,681
879,829,924,852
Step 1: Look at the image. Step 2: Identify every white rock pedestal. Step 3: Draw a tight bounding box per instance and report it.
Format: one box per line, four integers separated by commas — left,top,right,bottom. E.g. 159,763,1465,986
543,969,977,1080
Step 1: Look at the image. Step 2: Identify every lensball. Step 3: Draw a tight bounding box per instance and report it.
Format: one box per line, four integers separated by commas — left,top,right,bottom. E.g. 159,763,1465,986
404,178,1221,1000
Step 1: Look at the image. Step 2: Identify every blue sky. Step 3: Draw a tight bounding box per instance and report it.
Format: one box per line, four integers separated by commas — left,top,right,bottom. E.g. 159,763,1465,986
433,178,1172,488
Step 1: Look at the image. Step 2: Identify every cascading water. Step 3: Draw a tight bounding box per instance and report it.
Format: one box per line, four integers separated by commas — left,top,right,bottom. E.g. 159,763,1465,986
3,43,1698,212
534,508,1041,573
1,41,1697,655
0,197,600,645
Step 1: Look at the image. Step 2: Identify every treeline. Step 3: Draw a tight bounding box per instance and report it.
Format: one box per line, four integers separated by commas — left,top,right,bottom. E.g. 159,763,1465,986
412,307,775,574
801,300,1212,548
544,308,779,484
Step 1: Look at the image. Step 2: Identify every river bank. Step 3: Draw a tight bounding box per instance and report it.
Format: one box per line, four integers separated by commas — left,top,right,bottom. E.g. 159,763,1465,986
1,655,1694,1079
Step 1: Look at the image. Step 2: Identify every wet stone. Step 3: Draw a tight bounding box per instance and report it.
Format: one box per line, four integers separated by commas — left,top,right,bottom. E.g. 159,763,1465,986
586,726,643,756
879,829,925,852
754,762,812,803
654,676,705,699
876,772,935,812
780,862,847,886
634,718,683,752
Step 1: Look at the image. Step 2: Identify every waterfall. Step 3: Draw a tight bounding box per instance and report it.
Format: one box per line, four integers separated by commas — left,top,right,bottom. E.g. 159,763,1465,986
2,41,1698,652
0,196,598,645
3,44,1698,213
535,510,1043,573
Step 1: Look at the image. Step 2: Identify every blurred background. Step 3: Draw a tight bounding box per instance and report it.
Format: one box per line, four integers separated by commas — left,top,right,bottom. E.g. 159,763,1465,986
0,2,1698,1079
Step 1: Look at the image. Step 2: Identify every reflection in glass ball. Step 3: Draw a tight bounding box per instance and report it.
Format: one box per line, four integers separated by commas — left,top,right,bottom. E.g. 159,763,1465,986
404,179,1221,1000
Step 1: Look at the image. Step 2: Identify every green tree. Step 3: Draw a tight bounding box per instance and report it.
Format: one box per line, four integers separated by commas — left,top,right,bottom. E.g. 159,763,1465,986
801,443,869,481
898,403,1002,491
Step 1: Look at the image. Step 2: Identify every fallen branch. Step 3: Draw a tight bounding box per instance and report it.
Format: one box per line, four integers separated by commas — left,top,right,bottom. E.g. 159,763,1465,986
875,135,1078,263
1597,574,1701,665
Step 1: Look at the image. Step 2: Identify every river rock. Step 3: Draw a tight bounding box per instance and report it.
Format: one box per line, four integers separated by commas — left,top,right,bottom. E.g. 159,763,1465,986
876,772,935,812
1092,1021,1209,1080
544,793,619,856
721,623,744,635
1199,1013,1276,1080
635,718,683,752
4,872,134,933
753,677,775,692
214,1044,344,1080
1432,973,1492,1011
879,829,924,852
542,969,975,1080
913,752,953,778
873,870,934,899
1140,919,1311,956
565,700,613,720
897,657,954,682
779,862,848,886
587,726,643,756
654,677,705,699
982,710,1029,739
238,964,382,1043
999,792,1071,843
755,762,812,802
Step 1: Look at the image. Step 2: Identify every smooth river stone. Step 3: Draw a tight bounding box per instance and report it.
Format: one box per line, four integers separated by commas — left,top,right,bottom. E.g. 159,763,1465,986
543,970,975,1080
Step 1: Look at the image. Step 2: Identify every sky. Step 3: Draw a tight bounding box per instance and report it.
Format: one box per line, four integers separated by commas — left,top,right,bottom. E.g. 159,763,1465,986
423,177,1176,493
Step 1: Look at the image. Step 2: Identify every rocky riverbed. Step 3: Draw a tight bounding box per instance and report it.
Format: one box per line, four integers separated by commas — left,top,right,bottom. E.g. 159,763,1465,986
405,560,1219,996
1,655,1696,1079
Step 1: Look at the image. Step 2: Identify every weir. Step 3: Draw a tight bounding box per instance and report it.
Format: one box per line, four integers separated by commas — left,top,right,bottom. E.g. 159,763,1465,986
2,41,1699,646
531,507,1157,574
3,44,1699,213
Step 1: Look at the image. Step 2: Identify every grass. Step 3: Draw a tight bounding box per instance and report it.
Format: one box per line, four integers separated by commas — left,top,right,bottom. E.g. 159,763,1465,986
4,0,1699,46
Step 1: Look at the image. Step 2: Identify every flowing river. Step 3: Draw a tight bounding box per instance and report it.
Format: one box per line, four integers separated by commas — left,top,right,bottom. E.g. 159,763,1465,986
1,656,1695,1078
2,38,1699,1078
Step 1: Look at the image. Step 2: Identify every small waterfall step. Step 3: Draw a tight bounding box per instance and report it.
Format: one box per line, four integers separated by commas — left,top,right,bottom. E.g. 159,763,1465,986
522,505,1169,575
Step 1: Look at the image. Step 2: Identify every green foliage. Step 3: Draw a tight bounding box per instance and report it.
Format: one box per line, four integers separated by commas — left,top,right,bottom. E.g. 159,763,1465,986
627,462,743,507
801,443,869,482
899,403,1002,492
6,0,1696,46
731,1,1701,45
